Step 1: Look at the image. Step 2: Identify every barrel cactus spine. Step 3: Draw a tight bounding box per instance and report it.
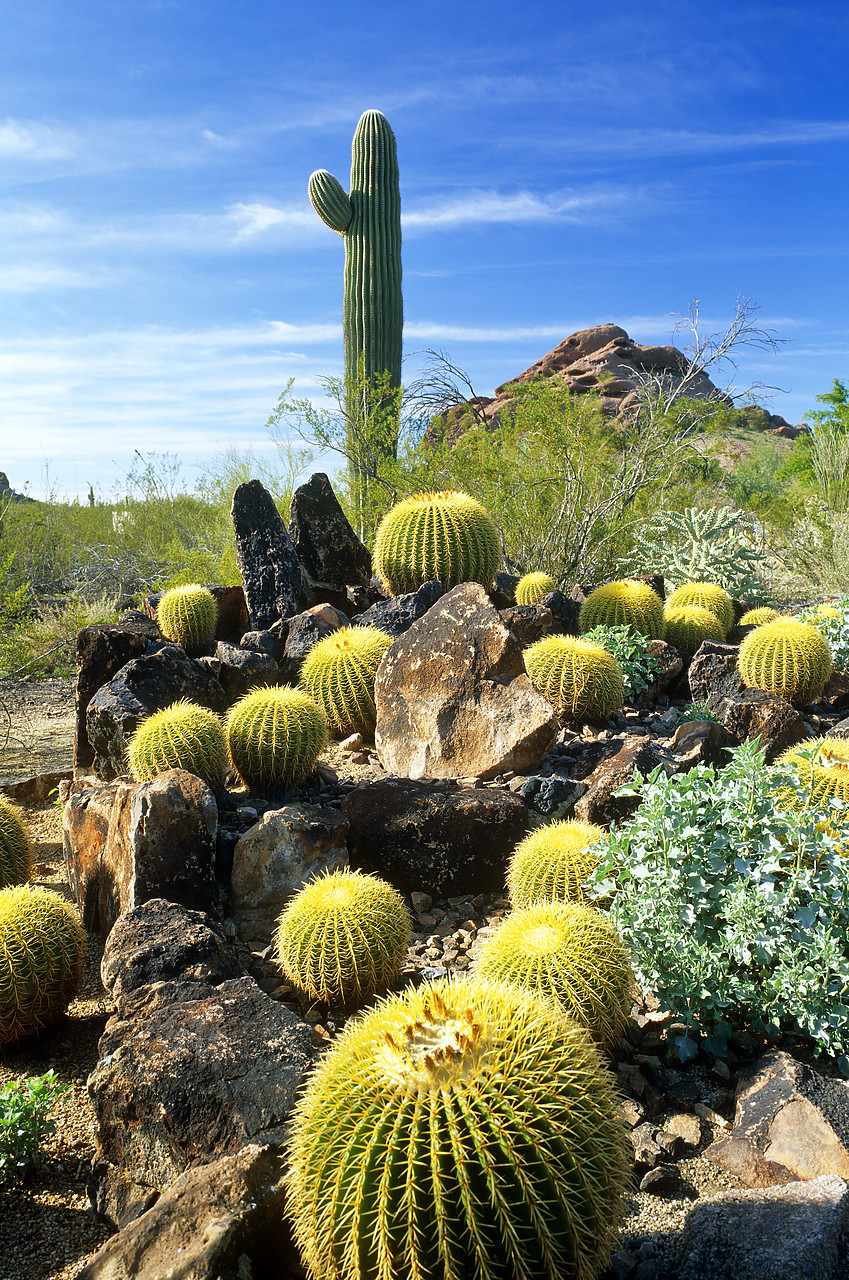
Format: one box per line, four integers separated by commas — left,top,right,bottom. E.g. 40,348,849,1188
373,489,500,595
774,737,849,810
524,634,625,720
0,796,32,889
739,606,780,627
299,625,393,737
738,617,833,705
0,885,86,1045
662,604,726,651
286,975,631,1280
127,699,228,792
474,900,633,1048
507,818,606,907
273,868,410,1007
579,579,664,640
156,584,217,656
226,686,327,798
665,581,734,635
309,111,402,508
515,571,558,606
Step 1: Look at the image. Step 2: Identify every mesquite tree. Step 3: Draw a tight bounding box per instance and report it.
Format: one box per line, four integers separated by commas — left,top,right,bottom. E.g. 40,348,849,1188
309,110,402,525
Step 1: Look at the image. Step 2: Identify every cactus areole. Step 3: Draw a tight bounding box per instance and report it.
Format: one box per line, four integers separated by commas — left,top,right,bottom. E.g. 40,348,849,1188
309,110,402,469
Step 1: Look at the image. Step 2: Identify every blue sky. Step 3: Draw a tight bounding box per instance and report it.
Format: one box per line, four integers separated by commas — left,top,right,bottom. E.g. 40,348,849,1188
2,0,847,500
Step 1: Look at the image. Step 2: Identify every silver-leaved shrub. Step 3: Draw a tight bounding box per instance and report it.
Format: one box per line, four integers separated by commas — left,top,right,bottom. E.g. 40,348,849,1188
589,739,849,1068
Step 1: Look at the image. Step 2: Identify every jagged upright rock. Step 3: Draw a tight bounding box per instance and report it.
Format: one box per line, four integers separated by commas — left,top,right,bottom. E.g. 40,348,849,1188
288,471,371,588
231,480,311,630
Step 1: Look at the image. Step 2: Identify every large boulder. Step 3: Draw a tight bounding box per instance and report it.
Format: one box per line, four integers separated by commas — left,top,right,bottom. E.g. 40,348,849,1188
341,777,528,896
75,617,161,771
231,480,311,630
77,1142,299,1280
85,644,227,780
230,803,350,944
572,738,656,826
64,771,218,937
374,583,559,780
288,471,372,588
707,1051,849,1188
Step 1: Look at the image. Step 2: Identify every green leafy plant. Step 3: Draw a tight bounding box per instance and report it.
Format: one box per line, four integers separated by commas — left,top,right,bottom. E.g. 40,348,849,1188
286,975,631,1280
666,700,720,729
800,599,849,673
624,505,773,600
582,624,662,700
0,1069,68,1180
579,579,664,641
588,739,849,1065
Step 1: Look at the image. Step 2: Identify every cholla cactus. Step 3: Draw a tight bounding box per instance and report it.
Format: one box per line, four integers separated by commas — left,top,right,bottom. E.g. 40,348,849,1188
624,506,771,599
286,975,631,1280
474,900,633,1047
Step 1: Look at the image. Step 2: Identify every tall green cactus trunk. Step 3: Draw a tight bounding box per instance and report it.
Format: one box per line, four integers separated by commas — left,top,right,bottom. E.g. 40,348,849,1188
309,110,402,531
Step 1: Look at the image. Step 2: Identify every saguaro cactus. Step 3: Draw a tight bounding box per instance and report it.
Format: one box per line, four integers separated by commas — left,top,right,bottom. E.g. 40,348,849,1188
309,111,402,511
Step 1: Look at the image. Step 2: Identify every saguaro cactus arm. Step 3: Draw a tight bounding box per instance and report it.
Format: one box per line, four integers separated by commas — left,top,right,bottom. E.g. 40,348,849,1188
308,170,353,234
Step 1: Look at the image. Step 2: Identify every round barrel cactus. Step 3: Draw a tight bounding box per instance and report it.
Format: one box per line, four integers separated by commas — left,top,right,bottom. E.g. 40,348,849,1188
579,579,664,640
474,900,633,1047
273,868,410,1007
739,605,780,627
662,604,726,651
0,796,32,889
0,885,86,1045
299,625,393,737
372,490,499,595
156,584,217,656
286,975,630,1280
515,571,558,606
738,617,833,705
226,686,327,797
507,818,606,907
666,581,734,635
127,699,228,791
774,736,849,810
524,634,625,719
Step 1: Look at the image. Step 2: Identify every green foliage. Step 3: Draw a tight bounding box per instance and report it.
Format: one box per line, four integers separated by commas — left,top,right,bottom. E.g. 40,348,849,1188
582,624,662,700
624,505,773,600
774,501,849,598
800,599,849,673
156,584,217,656
738,617,833,705
474,900,633,1048
588,740,849,1064
579,579,664,641
273,868,410,1007
299,626,393,738
286,975,631,1280
373,489,500,595
0,1069,68,1181
666,700,720,728
225,686,327,798
665,580,734,633
808,379,849,512
515,571,558,606
524,634,625,720
507,819,606,908
662,605,727,652
0,797,32,889
0,885,85,1046
127,699,228,792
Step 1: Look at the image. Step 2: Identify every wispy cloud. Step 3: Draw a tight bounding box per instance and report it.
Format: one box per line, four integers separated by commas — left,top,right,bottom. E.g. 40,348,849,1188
0,263,112,292
403,186,634,230
509,120,849,159
0,118,76,160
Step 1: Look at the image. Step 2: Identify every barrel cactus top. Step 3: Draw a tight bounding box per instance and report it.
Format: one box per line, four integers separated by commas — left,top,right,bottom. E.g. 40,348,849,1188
286,974,630,1280
739,605,780,627
373,489,500,595
156,583,217,656
127,699,228,791
579,579,664,640
662,604,727,651
524,634,625,720
666,581,734,635
299,625,393,737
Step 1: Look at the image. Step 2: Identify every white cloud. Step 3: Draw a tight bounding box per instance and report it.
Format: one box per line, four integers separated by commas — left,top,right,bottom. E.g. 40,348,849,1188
0,263,112,293
0,118,76,160
403,187,632,230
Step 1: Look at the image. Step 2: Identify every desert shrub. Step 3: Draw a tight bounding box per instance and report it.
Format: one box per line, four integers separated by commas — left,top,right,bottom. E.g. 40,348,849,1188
800,599,849,673
0,1069,68,1181
589,740,849,1066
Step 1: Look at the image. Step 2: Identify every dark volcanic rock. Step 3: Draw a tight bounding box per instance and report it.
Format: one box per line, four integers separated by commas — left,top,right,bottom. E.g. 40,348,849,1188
573,738,656,826
231,480,311,630
214,641,279,702
288,471,371,587
354,579,444,637
499,603,554,647
85,644,227,780
688,641,744,704
75,619,161,771
341,777,528,896
538,591,581,636
276,607,344,684
709,687,809,762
